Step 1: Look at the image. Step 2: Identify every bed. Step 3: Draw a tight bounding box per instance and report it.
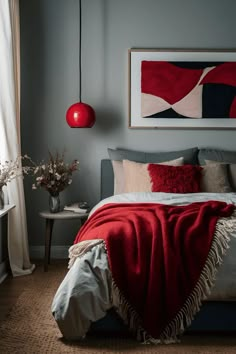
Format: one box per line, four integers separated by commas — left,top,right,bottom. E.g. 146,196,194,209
52,147,236,343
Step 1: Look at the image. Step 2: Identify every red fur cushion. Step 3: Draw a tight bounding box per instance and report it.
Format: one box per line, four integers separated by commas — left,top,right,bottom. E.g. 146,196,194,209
148,164,203,193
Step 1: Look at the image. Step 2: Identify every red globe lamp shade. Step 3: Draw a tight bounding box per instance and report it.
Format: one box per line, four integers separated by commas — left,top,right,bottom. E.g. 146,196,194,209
66,102,95,128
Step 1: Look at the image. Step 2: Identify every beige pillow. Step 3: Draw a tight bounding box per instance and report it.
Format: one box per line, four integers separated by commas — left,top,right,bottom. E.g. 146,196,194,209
201,162,232,193
112,160,125,195
205,159,236,192
123,157,184,193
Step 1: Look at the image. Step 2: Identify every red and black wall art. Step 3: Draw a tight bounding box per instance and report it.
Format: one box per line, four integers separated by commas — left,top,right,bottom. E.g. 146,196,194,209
141,61,236,119
129,49,236,129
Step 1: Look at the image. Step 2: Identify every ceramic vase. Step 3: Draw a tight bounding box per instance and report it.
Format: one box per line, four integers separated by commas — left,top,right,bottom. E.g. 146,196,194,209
0,189,4,210
49,193,60,213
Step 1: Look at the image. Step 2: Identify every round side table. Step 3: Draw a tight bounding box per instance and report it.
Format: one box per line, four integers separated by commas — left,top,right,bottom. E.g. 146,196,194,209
39,210,89,271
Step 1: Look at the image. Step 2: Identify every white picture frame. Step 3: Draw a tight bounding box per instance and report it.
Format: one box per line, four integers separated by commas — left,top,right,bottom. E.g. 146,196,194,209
128,48,236,129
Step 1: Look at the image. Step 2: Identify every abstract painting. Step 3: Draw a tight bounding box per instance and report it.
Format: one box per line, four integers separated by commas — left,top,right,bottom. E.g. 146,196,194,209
129,49,236,129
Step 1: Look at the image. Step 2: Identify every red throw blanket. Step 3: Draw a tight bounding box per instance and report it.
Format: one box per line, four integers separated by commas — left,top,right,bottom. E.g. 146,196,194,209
73,201,234,342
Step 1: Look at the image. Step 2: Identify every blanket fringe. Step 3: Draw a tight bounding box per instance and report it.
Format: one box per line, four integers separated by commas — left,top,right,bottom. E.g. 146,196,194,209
68,240,103,269
111,211,236,344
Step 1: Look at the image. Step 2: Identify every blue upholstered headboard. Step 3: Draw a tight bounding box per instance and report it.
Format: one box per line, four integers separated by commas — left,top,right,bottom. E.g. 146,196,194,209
101,159,114,200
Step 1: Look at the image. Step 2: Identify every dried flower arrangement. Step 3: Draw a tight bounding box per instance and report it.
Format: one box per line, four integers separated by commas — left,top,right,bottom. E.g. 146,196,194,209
24,152,79,196
0,156,24,189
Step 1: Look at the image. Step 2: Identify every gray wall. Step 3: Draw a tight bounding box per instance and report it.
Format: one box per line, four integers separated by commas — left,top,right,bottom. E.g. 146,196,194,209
20,0,236,248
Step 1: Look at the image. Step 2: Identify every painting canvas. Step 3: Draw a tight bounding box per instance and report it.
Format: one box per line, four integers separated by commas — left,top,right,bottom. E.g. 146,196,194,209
129,49,236,129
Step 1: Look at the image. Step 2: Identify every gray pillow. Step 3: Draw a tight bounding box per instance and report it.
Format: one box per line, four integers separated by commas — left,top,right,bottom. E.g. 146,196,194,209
201,163,232,193
229,164,236,191
205,159,236,192
198,148,236,165
108,147,198,164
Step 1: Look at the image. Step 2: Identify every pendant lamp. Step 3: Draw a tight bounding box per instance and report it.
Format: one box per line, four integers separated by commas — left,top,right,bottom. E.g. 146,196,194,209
66,0,95,128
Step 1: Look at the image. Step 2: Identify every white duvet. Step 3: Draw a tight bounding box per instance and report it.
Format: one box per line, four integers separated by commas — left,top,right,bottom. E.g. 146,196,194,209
51,192,236,340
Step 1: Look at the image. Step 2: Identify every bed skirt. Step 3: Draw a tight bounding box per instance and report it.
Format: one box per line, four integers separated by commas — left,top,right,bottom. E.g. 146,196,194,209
89,302,236,335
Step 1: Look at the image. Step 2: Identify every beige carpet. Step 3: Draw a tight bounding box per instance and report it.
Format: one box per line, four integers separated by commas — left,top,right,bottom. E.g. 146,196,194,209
0,262,236,354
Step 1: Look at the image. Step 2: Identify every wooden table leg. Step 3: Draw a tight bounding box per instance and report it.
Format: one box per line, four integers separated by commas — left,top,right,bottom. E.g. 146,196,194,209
44,219,54,272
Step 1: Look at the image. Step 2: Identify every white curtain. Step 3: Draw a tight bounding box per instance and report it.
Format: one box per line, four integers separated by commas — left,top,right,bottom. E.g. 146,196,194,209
0,0,35,276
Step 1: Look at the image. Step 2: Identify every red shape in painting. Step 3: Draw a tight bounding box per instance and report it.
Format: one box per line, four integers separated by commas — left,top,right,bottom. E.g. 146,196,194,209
230,97,236,118
200,62,236,87
141,61,203,105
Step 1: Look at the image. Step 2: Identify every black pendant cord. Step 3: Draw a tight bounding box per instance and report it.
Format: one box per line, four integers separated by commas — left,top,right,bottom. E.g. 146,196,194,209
79,0,82,102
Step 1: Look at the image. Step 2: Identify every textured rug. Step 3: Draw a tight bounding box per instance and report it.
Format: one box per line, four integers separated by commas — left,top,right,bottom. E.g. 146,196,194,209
0,262,236,354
